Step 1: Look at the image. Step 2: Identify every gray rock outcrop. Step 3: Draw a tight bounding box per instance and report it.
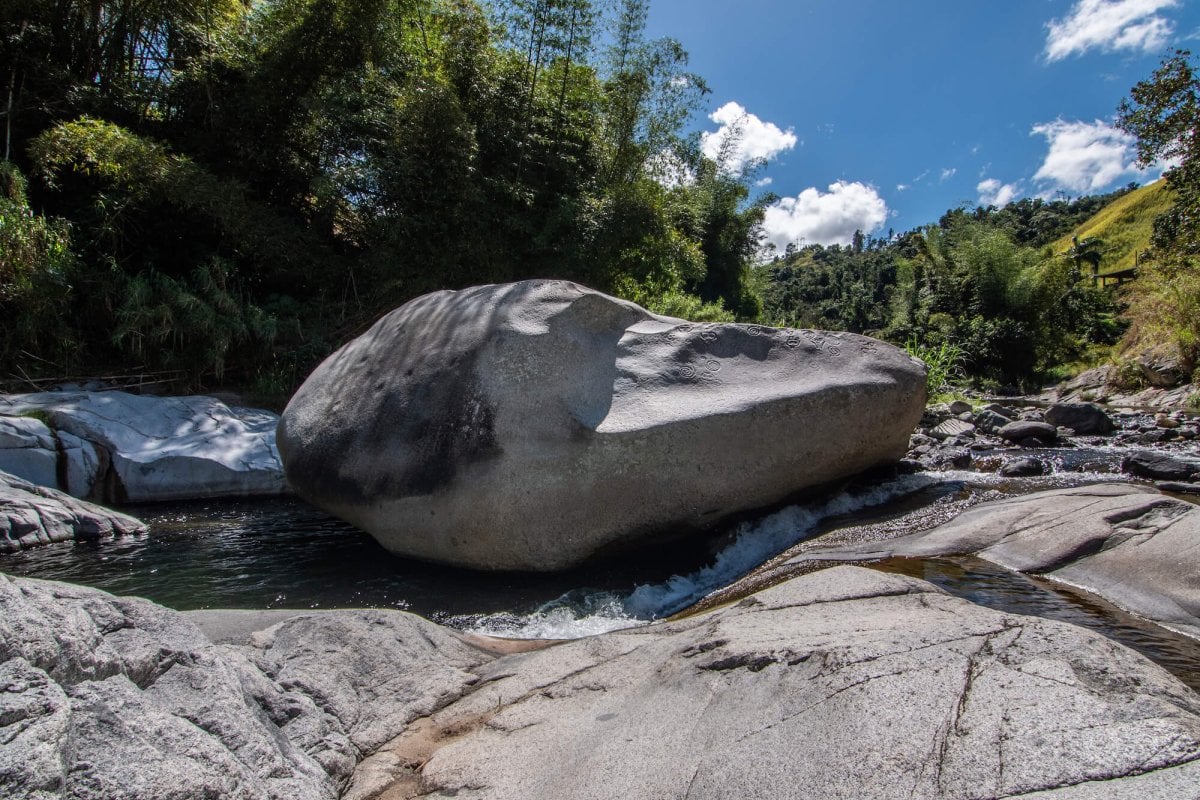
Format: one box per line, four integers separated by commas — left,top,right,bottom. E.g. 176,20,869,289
5,568,1200,800
0,574,490,800
0,470,146,552
279,280,927,571
0,392,286,503
348,566,1200,800
797,483,1200,639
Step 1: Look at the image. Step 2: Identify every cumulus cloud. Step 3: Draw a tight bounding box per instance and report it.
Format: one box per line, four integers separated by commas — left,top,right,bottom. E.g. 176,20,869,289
977,178,1021,207
1031,119,1142,192
701,101,798,175
761,181,889,250
1045,0,1179,62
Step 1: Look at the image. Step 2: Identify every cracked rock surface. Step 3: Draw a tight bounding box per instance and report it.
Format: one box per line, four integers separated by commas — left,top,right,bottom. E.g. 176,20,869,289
0,392,286,503
5,566,1200,799
0,574,491,800
347,566,1200,800
794,484,1200,639
0,470,146,553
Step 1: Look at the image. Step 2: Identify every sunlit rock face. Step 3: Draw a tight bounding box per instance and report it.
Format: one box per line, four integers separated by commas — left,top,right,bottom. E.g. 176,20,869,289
279,280,927,571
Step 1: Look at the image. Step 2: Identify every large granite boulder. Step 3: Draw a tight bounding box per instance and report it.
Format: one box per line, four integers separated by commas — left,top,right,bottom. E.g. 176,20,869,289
279,280,927,571
0,392,286,503
6,568,1200,800
796,483,1200,639
0,470,146,552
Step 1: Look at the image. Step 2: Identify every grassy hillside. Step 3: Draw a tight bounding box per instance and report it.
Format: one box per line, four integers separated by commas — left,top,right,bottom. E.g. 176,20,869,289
1051,180,1173,275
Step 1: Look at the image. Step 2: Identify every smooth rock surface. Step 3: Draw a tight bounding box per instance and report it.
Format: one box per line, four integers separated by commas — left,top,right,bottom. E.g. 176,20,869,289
998,420,1058,444
1123,451,1200,482
796,484,1200,639
0,470,146,552
0,415,58,488
0,391,286,502
1043,402,1115,435
279,280,927,571
349,566,1200,800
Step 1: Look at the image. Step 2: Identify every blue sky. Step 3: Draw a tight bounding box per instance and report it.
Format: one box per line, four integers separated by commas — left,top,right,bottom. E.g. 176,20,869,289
643,0,1200,251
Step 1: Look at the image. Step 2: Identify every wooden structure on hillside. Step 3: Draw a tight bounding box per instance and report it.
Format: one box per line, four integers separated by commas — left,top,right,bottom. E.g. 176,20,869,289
1091,251,1139,288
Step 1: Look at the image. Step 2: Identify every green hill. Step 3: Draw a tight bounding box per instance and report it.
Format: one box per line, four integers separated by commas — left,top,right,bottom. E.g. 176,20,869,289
1051,180,1174,276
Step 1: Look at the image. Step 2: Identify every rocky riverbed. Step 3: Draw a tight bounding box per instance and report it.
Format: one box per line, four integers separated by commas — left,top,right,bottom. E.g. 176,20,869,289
3,391,1200,797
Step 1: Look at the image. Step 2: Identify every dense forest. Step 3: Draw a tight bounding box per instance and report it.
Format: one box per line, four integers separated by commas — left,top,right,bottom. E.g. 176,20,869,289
758,191,1133,392
0,0,762,394
1,2,1197,399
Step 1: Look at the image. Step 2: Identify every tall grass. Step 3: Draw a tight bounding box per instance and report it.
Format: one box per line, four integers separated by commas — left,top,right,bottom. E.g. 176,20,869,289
905,336,966,397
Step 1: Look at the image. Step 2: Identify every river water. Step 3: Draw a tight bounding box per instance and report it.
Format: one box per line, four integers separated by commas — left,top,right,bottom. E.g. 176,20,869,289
4,444,1200,688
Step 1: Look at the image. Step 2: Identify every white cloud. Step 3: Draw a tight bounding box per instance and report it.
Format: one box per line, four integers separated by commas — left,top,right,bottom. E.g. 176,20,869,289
755,176,774,188
977,178,1021,207
700,101,798,175
896,183,910,192
1031,119,1143,192
940,167,957,181
761,181,889,250
1045,0,1179,62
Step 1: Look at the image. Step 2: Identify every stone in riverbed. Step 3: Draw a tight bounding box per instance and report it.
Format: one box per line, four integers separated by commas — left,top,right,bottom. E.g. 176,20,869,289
0,469,146,552
998,420,1058,445
1043,401,1115,435
278,280,927,571
1123,451,1200,482
351,566,1200,800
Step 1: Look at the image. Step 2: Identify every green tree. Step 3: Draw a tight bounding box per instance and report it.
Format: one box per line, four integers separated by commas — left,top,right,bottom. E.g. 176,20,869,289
1117,49,1200,368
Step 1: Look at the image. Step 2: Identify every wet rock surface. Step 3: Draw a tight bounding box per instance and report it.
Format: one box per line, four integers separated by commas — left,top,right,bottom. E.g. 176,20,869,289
0,470,145,553
796,484,1200,640
4,568,1200,800
280,280,927,571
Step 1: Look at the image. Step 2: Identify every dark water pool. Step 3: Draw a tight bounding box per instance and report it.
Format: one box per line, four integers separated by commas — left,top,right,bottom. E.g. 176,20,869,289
0,497,720,621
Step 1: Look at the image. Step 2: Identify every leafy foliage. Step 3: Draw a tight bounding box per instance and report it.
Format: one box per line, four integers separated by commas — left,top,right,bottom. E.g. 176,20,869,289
1117,49,1200,370
1,0,770,392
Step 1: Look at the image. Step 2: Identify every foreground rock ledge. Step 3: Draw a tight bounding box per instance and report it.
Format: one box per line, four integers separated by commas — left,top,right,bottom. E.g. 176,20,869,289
4,568,1200,799
278,280,927,571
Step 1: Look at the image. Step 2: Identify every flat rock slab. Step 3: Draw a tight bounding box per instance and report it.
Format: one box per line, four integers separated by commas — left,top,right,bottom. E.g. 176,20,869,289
279,280,927,571
349,566,1200,800
0,469,146,552
796,484,1200,640
0,391,286,502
